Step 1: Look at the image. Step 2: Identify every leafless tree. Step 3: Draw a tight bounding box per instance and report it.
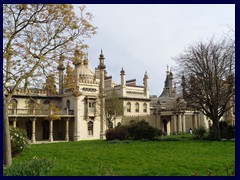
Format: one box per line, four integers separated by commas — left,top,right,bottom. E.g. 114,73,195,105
174,37,235,140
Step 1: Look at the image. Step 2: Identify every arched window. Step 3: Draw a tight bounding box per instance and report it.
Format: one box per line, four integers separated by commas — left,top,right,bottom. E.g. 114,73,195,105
43,100,50,114
143,103,147,113
135,102,139,113
43,100,50,109
66,100,70,110
9,99,18,114
127,102,131,112
88,121,94,135
27,99,35,114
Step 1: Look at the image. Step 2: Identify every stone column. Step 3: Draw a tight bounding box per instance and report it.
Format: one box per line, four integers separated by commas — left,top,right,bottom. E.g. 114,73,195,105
192,114,195,129
65,118,69,141
49,120,53,142
194,113,198,129
167,120,171,135
173,114,177,133
31,118,36,143
159,114,161,129
13,118,17,128
178,114,182,133
197,113,200,128
182,114,186,133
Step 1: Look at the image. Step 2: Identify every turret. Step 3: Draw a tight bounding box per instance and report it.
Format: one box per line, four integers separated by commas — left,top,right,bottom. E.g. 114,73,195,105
143,71,149,98
98,49,106,139
57,55,65,94
120,68,126,87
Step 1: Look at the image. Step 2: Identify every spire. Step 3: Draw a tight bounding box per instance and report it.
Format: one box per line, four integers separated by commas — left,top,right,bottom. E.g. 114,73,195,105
166,64,169,74
100,49,104,59
120,67,125,75
144,71,149,79
98,49,105,69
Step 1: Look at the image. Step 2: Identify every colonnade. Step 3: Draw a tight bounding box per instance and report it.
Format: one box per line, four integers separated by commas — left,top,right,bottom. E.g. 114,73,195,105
10,117,70,143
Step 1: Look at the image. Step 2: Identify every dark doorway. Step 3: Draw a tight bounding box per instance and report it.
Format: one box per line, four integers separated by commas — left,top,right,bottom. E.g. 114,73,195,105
42,120,49,140
25,120,32,139
162,119,167,134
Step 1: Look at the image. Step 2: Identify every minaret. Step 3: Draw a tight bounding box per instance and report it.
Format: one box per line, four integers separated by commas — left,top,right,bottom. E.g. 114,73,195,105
73,48,82,91
143,71,149,98
57,55,65,94
120,68,126,87
120,68,126,97
98,50,106,139
73,49,82,141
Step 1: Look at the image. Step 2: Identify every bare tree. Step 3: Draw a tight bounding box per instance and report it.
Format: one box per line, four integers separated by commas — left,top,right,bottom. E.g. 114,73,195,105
3,4,97,166
105,90,123,129
174,37,235,140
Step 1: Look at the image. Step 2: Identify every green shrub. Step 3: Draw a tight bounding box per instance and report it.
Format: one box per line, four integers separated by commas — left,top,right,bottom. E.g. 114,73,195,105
193,126,206,139
3,157,54,176
128,120,160,140
10,126,29,156
105,126,128,141
106,120,161,141
207,121,235,140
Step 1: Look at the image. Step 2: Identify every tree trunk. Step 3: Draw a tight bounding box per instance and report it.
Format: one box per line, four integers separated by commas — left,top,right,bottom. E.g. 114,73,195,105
3,96,12,166
213,119,221,141
216,121,221,140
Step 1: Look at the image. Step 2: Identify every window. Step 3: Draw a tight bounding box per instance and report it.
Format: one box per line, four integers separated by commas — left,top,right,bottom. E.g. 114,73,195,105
135,102,139,113
89,102,94,108
43,100,50,114
88,101,95,113
43,100,50,108
66,100,70,110
9,99,18,114
88,121,94,135
27,99,35,114
143,103,147,113
127,102,131,112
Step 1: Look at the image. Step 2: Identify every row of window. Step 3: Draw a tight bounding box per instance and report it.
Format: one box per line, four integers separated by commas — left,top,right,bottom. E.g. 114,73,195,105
126,102,147,113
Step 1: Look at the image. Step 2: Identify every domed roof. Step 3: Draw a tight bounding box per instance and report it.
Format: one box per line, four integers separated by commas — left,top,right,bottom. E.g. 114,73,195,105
77,64,96,83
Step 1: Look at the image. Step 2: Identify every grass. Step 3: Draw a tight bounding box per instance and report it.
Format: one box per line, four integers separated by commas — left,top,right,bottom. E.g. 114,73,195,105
12,136,235,176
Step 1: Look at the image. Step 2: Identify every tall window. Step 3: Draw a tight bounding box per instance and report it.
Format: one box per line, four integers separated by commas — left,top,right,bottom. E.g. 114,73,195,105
43,100,50,114
27,99,35,114
9,99,18,114
127,102,131,112
88,121,94,135
88,101,95,113
66,100,70,110
135,102,139,113
143,103,147,113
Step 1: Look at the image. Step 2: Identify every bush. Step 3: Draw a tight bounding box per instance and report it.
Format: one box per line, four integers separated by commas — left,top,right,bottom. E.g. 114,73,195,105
207,121,235,140
106,120,161,141
9,126,29,156
128,120,160,140
105,126,128,141
193,126,206,139
3,157,54,176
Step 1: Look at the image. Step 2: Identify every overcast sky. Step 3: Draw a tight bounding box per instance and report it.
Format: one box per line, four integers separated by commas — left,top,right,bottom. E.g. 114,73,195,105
76,4,235,96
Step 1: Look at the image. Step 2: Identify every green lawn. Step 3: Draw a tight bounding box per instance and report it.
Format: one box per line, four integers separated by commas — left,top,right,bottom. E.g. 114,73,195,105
12,138,235,176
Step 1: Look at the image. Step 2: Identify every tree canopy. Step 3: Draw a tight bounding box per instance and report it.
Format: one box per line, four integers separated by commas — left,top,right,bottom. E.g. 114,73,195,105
3,4,97,166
